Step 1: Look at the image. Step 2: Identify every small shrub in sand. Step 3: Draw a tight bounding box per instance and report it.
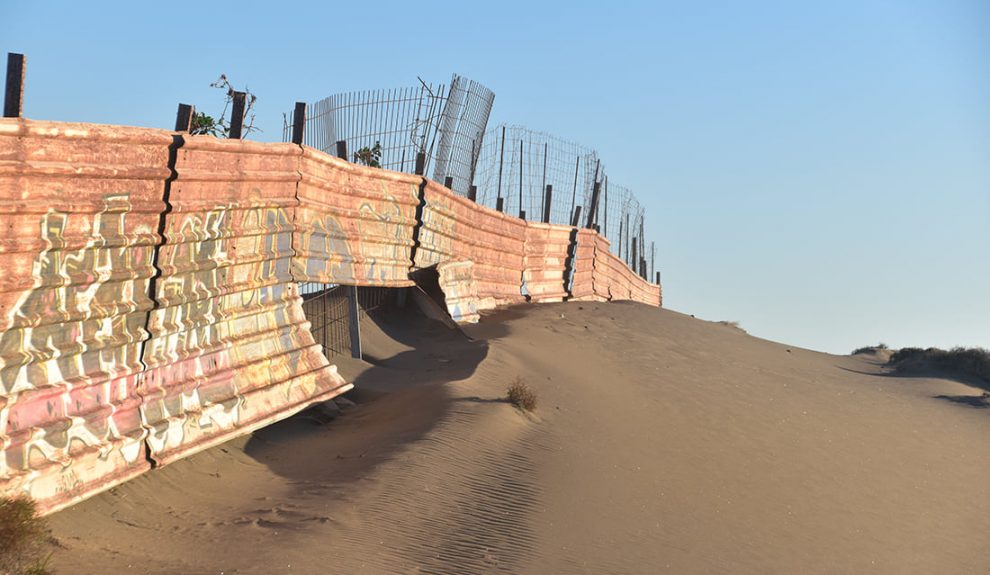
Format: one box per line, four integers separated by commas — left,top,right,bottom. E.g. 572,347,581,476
852,343,889,355
0,496,53,575
507,378,537,412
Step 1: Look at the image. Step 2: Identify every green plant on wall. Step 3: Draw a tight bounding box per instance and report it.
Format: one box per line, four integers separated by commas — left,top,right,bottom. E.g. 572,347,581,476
190,112,222,137
353,141,382,168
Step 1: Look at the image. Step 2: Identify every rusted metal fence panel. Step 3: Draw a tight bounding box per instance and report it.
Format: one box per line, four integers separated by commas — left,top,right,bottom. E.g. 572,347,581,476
294,148,420,286
522,222,571,303
590,232,613,301
419,180,526,309
0,119,172,513
570,228,598,301
140,136,350,466
436,260,480,323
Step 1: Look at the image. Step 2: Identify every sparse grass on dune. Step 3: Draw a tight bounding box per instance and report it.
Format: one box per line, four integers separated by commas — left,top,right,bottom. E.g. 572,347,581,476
0,496,54,575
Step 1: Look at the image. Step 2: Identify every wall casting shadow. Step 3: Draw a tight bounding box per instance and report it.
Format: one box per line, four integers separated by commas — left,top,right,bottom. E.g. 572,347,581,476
242,303,492,483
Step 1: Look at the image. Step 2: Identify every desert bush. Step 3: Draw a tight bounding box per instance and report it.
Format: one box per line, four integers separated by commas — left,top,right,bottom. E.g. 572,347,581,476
0,496,53,575
887,346,990,389
852,343,889,355
506,378,537,412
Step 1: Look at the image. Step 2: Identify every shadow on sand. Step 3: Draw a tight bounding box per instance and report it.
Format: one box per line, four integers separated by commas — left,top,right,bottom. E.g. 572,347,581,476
242,303,496,482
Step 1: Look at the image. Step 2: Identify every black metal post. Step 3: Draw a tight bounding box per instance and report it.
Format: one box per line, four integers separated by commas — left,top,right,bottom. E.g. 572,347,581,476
336,140,348,160
414,151,426,175
4,53,26,118
291,101,306,145
543,185,553,224
618,220,624,259
571,205,582,227
518,139,524,218
520,210,526,221
625,213,631,264
651,241,655,279
632,238,638,271
570,155,580,219
655,271,661,285
229,91,246,139
603,177,609,236
468,185,478,202
443,176,453,189
496,126,505,203
175,103,194,132
496,197,504,212
585,181,601,229
541,142,548,217
347,286,362,359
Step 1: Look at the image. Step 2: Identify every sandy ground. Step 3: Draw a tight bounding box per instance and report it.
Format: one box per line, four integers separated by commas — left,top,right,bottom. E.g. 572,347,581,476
47,302,990,574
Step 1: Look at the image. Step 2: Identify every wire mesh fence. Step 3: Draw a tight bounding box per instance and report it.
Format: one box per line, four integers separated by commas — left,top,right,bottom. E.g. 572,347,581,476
473,125,601,225
283,80,657,280
298,283,398,358
283,74,494,197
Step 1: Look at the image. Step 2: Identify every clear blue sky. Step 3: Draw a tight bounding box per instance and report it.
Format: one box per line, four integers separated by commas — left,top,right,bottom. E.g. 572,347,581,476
3,0,987,354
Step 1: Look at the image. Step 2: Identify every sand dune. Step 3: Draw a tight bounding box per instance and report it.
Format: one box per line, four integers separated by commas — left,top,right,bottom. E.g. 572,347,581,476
47,302,990,574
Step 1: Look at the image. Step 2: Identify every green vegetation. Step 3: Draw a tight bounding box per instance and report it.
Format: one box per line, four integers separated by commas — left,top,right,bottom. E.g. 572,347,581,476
353,141,383,168
507,377,537,412
0,496,53,575
190,112,222,137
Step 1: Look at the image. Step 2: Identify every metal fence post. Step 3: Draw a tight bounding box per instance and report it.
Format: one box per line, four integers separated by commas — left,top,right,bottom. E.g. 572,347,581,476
414,151,426,175
347,286,362,359
175,103,195,132
496,197,504,212
468,185,478,202
336,140,348,160
571,205,582,227
443,176,453,189
585,180,601,229
542,185,553,223
229,91,246,139
291,101,306,145
631,238,638,272
4,53,26,118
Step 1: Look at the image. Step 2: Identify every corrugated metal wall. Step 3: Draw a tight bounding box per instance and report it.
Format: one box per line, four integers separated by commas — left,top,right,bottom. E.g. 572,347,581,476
0,118,660,514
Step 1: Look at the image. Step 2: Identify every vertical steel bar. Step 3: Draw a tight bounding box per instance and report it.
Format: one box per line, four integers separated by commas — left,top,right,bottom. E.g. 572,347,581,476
3,52,25,118
229,91,246,139
543,185,553,224
175,103,194,132
585,181,601,229
348,286,362,359
291,102,306,145
518,139,524,218
570,155,580,219
496,125,505,203
541,142,548,217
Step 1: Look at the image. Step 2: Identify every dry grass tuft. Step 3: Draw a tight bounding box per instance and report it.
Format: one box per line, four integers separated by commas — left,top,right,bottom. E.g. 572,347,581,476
507,377,537,412
0,496,54,575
